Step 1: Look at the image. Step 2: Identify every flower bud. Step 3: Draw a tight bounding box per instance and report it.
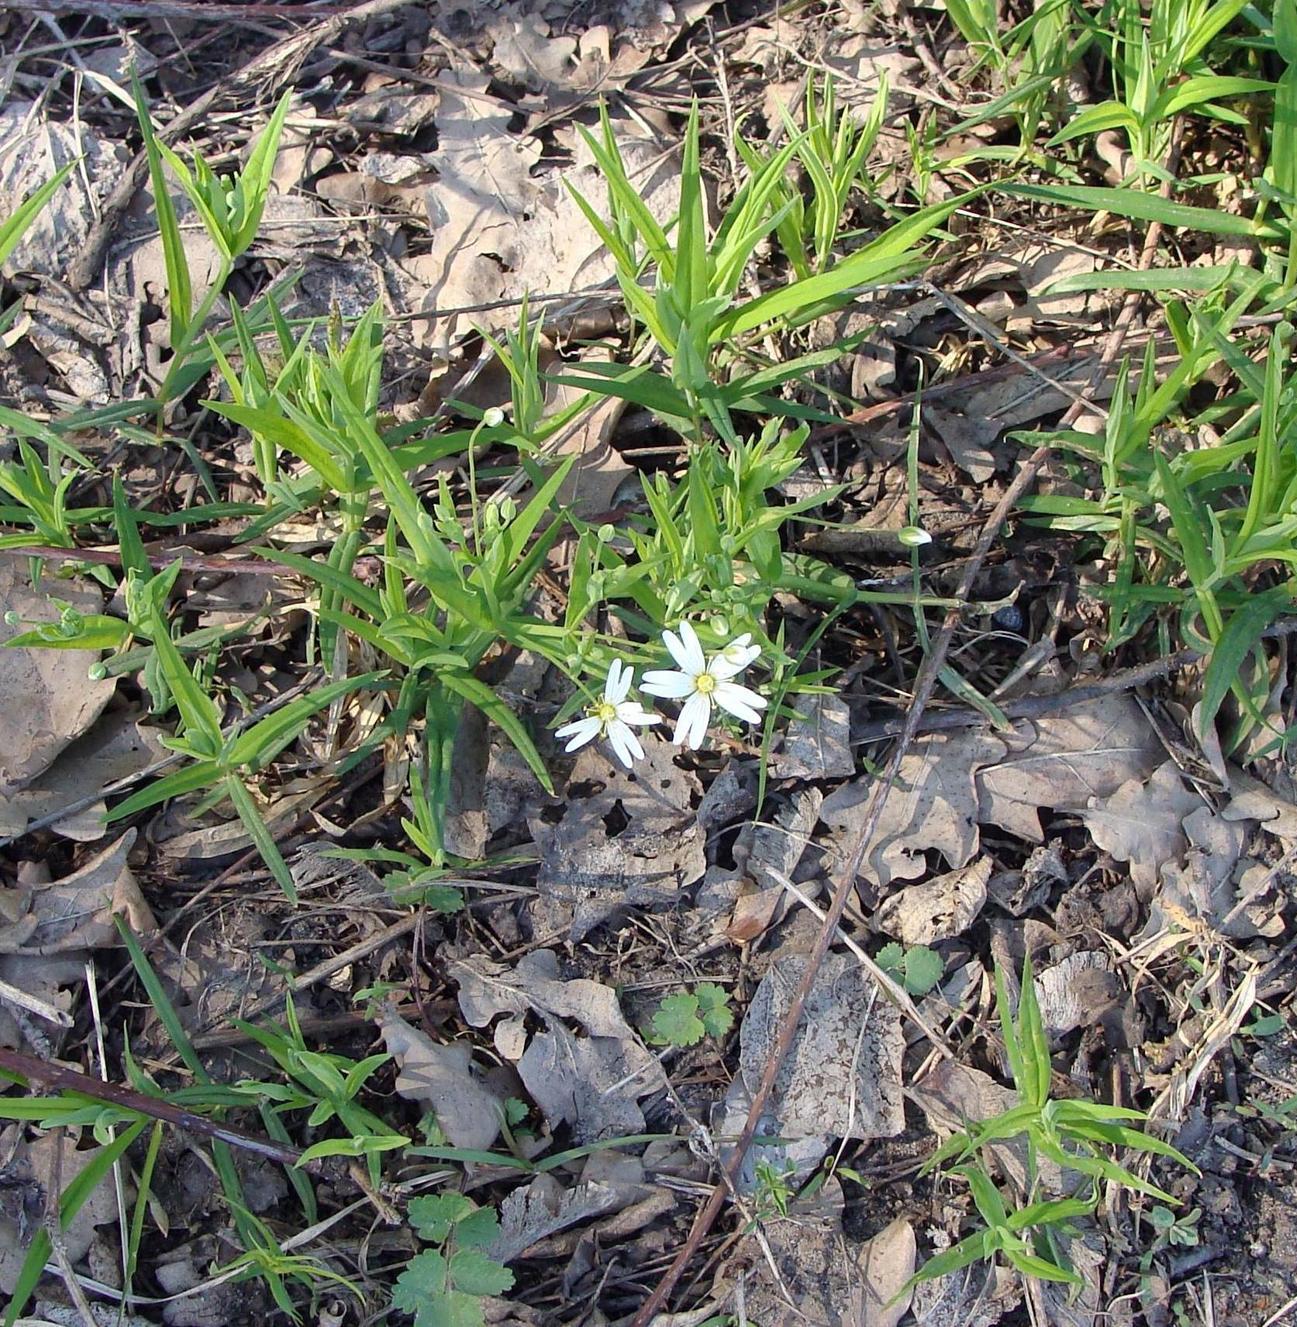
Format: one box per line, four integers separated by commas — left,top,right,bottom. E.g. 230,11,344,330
897,525,932,547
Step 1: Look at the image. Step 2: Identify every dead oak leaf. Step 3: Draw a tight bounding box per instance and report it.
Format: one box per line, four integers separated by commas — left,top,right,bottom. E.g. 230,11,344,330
975,695,1163,842
1082,759,1202,890
874,855,991,945
822,731,1005,890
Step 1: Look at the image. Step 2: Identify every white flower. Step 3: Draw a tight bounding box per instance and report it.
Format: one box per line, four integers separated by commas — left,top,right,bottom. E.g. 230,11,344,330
555,659,660,768
641,621,767,750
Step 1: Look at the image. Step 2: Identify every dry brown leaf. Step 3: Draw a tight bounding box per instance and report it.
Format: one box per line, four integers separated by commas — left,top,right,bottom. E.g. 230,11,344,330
975,695,1163,842
1221,766,1297,840
0,1131,122,1295
738,952,904,1140
874,856,991,945
853,1217,917,1327
0,707,166,841
0,104,127,279
1150,805,1282,939
529,740,704,940
771,692,854,780
823,731,1005,889
1082,759,1202,889
379,1006,504,1151
0,562,117,795
452,949,666,1142
0,830,153,954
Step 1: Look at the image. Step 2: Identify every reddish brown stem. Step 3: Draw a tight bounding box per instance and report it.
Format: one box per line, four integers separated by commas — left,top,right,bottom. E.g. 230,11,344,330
0,1047,317,1173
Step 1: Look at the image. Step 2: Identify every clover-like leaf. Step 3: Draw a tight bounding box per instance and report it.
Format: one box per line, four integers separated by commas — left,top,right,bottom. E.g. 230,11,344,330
651,993,705,1047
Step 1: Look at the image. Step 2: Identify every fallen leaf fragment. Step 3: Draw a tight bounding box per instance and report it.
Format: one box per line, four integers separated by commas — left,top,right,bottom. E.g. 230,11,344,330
1082,759,1201,889
874,855,991,945
379,1006,503,1151
738,951,904,1140
0,562,117,796
822,731,1004,889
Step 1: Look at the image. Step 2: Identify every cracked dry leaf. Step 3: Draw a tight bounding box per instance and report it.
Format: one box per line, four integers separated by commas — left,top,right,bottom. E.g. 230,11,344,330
874,856,991,945
0,563,117,796
452,949,666,1142
1082,759,1202,889
739,952,903,1141
822,731,1005,890
529,740,703,940
771,692,854,780
379,1006,504,1151
487,1173,628,1264
416,70,542,315
975,695,1163,842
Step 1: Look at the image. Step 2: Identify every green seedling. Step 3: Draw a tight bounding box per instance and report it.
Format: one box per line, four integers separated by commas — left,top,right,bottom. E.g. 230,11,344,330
101,584,383,900
905,956,1198,1294
566,99,969,443
1052,0,1269,185
738,73,891,280
393,1193,514,1327
875,942,945,997
133,79,291,404
647,983,735,1047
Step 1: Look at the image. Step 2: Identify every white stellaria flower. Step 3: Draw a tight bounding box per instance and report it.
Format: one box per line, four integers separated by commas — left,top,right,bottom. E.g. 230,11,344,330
554,659,660,768
640,620,767,750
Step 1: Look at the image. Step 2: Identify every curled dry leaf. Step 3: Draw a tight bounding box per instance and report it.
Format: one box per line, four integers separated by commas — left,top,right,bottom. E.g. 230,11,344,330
822,731,1005,890
379,1006,504,1151
452,949,666,1142
874,855,991,945
0,563,117,796
1082,760,1202,890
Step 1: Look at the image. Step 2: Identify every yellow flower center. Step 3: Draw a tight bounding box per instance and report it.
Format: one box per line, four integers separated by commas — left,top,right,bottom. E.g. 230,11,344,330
695,672,717,695
593,700,618,724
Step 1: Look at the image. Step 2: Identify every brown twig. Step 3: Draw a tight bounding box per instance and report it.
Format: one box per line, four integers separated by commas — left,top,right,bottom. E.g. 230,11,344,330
0,1047,317,1172
628,125,1190,1327
1,544,292,577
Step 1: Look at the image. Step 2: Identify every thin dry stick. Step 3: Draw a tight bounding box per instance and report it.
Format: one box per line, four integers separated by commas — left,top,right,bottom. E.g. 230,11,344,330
628,129,1188,1327
43,1129,102,1327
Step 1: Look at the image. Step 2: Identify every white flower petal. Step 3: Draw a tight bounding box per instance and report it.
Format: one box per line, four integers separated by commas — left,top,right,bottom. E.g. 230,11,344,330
673,691,712,749
606,658,632,704
615,702,660,726
607,719,644,768
710,640,761,681
713,680,767,724
555,716,602,750
664,620,706,675
641,669,697,699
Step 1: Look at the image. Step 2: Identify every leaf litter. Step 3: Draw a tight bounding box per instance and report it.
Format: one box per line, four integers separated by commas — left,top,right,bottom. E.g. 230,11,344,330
2,3,1297,1324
